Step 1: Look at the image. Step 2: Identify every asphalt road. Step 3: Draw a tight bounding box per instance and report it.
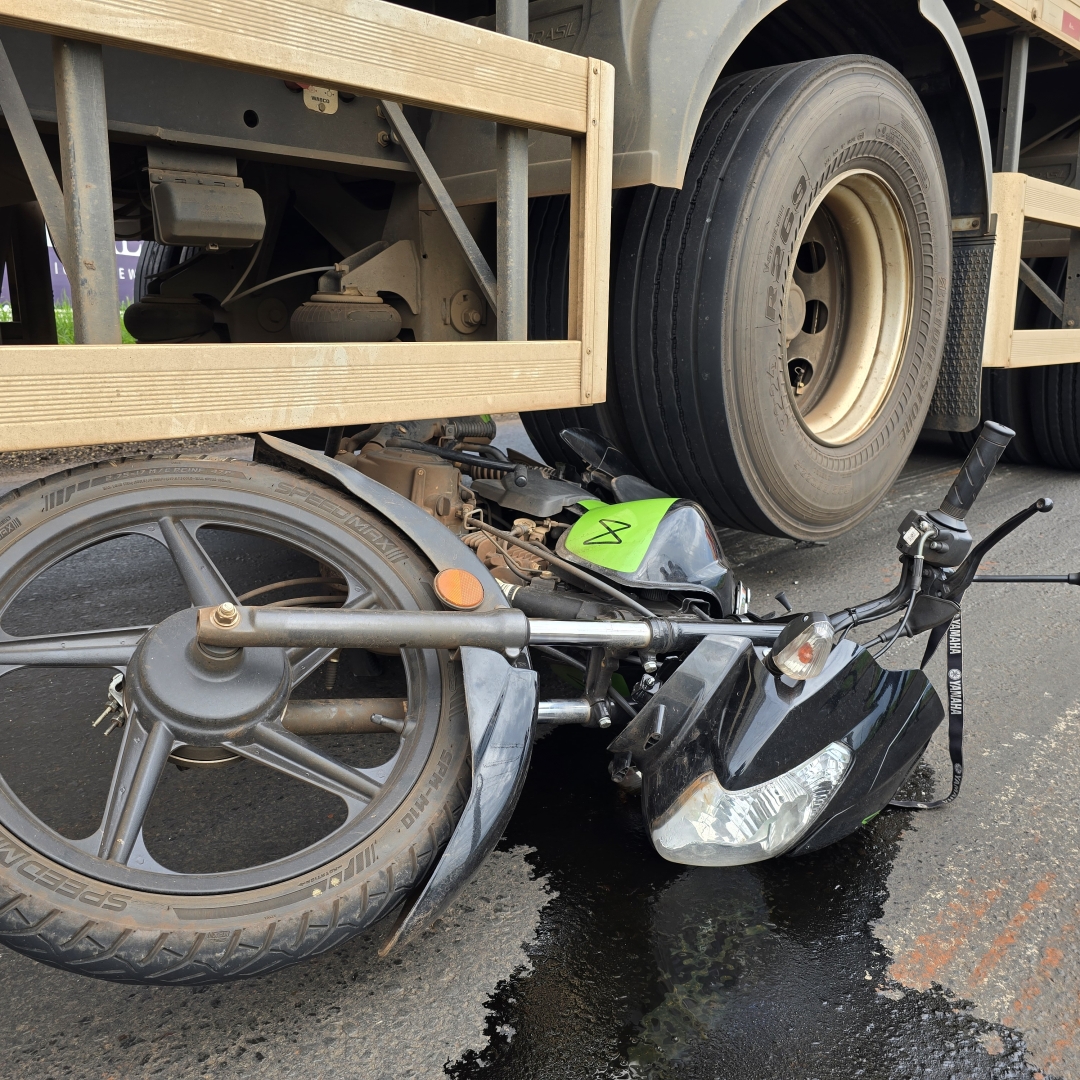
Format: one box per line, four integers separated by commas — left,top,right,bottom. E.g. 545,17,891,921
0,426,1078,1079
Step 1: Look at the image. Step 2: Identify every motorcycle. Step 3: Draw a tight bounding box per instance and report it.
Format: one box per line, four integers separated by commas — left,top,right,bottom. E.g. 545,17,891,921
0,418,1067,982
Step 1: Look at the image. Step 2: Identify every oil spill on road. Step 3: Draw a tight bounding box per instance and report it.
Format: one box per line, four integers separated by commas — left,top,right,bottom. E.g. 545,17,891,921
449,727,1044,1080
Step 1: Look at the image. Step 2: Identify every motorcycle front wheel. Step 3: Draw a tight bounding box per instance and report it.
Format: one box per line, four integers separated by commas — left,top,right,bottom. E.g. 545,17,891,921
0,456,469,984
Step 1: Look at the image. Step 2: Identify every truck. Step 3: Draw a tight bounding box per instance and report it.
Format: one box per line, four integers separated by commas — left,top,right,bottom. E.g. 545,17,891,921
0,0,1075,985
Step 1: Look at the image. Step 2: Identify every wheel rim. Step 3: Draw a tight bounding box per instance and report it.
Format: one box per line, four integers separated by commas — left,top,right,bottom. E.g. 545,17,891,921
785,169,913,446
0,480,444,894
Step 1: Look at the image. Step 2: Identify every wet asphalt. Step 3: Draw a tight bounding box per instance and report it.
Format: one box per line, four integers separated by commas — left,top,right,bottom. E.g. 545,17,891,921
1,425,1079,1079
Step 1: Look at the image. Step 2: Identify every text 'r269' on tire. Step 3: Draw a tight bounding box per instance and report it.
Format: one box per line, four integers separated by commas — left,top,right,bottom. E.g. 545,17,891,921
610,55,951,539
0,457,470,984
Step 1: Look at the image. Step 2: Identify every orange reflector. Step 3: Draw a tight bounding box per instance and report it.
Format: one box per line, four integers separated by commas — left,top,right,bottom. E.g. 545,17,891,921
433,568,485,610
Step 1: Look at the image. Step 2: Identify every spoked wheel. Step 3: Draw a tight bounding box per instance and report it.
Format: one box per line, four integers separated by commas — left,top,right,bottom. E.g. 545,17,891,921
0,457,469,984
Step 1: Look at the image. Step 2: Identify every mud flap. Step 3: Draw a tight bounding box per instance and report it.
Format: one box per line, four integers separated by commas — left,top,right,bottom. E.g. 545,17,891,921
382,646,537,951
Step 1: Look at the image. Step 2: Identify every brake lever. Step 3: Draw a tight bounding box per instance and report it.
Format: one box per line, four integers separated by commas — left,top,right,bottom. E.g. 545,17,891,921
934,497,1054,603
832,494,1052,637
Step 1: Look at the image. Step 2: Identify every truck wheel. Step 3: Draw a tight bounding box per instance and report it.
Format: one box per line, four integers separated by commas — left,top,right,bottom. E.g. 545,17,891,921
614,57,951,537
133,241,199,301
1020,258,1080,469
0,457,469,984
950,370,1042,466
1031,362,1080,468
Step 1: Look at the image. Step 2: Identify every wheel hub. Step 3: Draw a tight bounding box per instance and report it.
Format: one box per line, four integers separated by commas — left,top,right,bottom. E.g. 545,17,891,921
787,169,913,446
125,609,291,745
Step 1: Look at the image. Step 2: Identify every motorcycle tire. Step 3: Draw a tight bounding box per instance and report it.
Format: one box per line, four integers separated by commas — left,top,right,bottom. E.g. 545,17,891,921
0,457,470,984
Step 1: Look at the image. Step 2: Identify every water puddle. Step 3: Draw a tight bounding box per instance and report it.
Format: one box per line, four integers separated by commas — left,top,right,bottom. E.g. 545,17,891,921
449,728,1042,1079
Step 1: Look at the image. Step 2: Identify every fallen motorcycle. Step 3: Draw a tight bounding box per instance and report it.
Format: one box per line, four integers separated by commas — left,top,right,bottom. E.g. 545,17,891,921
0,419,1064,983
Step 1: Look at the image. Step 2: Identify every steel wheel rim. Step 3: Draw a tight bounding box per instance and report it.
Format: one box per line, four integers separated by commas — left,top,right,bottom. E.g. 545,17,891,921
785,169,914,446
0,480,444,894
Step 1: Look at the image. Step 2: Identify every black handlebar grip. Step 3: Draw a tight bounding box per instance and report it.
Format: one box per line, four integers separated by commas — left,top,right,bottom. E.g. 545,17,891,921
938,421,1015,520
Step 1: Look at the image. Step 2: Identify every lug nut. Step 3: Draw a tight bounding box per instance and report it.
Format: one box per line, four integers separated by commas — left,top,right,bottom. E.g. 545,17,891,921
212,601,240,628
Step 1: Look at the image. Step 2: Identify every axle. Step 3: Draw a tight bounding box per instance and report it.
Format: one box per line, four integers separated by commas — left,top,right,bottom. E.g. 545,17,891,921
195,604,784,653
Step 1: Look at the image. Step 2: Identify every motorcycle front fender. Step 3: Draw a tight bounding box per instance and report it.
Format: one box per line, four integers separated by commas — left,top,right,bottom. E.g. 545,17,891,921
259,435,538,949
382,647,537,951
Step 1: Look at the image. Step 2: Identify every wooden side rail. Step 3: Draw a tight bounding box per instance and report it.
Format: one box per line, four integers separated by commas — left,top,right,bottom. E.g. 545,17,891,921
0,0,614,451
0,341,584,451
0,0,590,133
983,172,1080,369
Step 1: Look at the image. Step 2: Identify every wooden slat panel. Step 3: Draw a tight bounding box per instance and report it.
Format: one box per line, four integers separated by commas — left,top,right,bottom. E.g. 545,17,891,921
572,59,614,406
1008,328,1080,366
0,0,589,134
1023,174,1080,228
982,172,1026,368
0,340,583,451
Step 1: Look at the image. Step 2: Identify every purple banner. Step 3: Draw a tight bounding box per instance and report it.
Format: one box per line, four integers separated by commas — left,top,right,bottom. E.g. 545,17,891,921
1,232,143,306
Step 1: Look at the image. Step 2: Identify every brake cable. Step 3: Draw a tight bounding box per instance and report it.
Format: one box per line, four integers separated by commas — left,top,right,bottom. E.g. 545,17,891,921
872,520,934,661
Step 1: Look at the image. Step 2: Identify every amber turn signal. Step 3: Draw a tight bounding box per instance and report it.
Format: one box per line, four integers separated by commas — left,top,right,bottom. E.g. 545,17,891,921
433,568,485,610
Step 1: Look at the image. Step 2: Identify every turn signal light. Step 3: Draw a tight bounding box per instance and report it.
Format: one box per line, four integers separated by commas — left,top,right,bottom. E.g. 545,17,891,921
766,612,835,680
433,568,485,610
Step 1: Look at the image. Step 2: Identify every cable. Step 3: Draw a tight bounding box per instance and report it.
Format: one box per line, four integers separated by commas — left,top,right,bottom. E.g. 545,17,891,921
145,252,206,287
495,542,540,583
474,521,656,618
872,587,918,661
222,264,335,308
873,554,925,661
387,438,517,472
219,238,264,307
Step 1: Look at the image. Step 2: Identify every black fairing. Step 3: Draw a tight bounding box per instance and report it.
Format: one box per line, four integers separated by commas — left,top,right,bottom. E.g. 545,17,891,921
558,500,737,616
629,638,944,861
717,641,941,792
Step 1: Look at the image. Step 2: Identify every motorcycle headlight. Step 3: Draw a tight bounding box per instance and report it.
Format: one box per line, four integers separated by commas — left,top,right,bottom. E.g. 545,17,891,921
649,741,853,866
767,612,836,680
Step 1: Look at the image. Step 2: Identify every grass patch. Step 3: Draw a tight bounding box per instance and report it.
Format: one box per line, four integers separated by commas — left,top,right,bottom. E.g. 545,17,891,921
2,299,135,344
54,298,137,344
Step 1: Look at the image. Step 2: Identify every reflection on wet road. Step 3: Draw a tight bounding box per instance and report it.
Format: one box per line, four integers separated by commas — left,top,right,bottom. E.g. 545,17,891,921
451,731,1034,1079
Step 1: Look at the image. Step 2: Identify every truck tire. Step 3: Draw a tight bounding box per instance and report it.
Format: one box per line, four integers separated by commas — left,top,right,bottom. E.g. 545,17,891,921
613,57,951,538
1021,258,1080,469
520,196,588,467
1032,360,1080,468
0,457,470,984
950,371,1042,465
520,193,634,472
133,241,199,301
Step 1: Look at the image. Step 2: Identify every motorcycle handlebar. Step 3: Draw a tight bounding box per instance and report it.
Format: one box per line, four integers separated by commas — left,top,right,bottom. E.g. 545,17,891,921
938,421,1014,521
